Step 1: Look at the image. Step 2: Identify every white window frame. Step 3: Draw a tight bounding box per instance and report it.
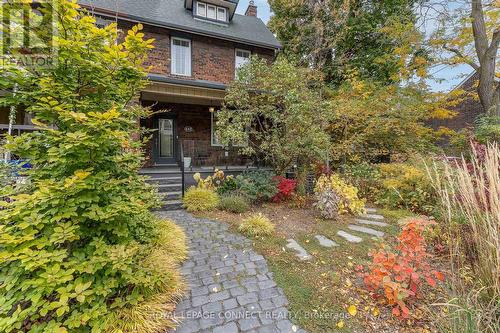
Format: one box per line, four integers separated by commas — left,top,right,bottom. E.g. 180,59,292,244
171,37,192,76
211,111,222,147
235,49,251,77
206,4,217,20
217,7,227,21
196,2,206,17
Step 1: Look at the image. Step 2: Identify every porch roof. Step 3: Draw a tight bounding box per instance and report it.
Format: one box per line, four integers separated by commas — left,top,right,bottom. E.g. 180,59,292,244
142,75,226,106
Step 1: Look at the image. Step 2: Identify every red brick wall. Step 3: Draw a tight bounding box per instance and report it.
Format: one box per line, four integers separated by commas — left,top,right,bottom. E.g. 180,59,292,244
122,23,276,85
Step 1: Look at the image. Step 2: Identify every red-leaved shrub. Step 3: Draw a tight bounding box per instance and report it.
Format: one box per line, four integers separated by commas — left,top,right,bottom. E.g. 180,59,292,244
272,176,297,202
361,218,444,318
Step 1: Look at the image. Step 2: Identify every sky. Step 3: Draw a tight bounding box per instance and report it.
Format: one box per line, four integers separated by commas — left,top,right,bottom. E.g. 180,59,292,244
235,0,474,93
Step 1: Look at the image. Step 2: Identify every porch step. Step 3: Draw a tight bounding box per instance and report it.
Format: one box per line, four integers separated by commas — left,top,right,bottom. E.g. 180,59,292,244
161,200,183,210
157,184,183,193
161,191,183,201
139,168,182,176
145,176,182,185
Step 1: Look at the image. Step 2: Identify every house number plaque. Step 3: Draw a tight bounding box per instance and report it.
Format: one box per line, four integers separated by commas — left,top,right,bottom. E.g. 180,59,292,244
184,126,194,133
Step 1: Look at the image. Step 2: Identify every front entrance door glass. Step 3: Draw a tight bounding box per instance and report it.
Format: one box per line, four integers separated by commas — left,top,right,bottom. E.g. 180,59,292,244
159,118,174,158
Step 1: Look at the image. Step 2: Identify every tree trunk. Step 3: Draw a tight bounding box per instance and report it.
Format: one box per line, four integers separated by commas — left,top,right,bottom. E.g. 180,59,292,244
471,0,500,116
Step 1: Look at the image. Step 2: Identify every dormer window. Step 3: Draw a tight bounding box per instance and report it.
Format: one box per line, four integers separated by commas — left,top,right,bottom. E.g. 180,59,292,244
195,1,228,23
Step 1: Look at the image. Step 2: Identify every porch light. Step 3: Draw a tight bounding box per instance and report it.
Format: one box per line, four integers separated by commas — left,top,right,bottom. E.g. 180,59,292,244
208,106,215,113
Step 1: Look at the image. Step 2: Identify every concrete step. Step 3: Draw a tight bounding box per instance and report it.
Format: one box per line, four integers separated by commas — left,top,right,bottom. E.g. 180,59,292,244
286,239,312,261
145,176,182,185
139,169,182,176
360,213,385,221
355,218,389,227
337,230,363,243
160,200,183,210
157,184,183,193
160,191,182,201
348,225,385,237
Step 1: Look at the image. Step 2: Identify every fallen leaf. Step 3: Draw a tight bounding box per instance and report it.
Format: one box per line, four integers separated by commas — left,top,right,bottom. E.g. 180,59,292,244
336,320,344,328
372,307,380,316
347,305,357,316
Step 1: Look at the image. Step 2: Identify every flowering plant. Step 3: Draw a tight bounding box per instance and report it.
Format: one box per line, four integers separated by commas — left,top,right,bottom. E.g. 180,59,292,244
314,174,365,216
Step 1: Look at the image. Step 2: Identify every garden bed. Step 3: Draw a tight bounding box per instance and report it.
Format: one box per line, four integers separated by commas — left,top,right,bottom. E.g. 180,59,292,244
198,203,447,333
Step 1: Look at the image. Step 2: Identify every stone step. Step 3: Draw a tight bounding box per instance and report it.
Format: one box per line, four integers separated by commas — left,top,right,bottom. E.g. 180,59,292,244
160,191,183,201
365,207,378,214
314,235,339,247
286,239,312,260
160,200,183,210
348,225,385,237
157,184,183,193
145,176,182,185
360,213,385,221
355,218,389,227
337,230,363,243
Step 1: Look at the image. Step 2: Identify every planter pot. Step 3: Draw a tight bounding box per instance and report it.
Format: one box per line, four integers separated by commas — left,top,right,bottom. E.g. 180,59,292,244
183,157,192,168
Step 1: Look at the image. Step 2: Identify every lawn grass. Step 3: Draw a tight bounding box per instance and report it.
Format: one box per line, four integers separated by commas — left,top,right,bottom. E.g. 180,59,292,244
200,205,440,332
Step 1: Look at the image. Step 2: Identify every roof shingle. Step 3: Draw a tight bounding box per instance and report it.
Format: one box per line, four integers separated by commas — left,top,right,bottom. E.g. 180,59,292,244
78,0,281,49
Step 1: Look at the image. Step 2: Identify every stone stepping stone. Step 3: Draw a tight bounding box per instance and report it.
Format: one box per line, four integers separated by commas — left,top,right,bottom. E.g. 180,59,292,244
286,239,312,261
360,213,385,221
355,218,389,227
348,225,385,237
337,230,363,243
314,235,339,248
365,207,378,214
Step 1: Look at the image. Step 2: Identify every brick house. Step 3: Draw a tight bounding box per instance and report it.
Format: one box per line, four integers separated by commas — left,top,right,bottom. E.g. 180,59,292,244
430,71,485,133
77,0,280,207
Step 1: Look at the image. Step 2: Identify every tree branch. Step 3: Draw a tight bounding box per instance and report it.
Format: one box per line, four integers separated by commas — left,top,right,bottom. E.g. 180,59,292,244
443,45,480,70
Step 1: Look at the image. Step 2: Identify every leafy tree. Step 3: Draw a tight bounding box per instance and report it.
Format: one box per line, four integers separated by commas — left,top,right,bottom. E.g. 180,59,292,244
217,57,330,186
0,1,183,332
268,0,424,86
326,74,452,163
426,0,499,115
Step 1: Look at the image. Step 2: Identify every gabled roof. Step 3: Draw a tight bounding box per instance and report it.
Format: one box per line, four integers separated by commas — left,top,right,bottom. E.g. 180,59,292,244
78,0,281,49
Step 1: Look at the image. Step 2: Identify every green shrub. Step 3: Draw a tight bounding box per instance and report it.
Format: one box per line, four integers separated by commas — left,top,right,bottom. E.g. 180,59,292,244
342,162,380,201
0,3,185,332
376,162,435,214
236,171,278,202
183,187,220,212
238,213,275,237
218,195,250,214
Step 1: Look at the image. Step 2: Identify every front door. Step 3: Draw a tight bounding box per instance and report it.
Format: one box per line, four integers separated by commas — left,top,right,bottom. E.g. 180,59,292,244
154,117,177,165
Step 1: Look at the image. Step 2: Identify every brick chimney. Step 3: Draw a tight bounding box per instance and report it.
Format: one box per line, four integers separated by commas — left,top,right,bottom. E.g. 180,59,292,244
245,0,257,17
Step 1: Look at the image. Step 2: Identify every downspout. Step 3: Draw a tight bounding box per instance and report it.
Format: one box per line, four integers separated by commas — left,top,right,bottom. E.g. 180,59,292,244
4,83,18,163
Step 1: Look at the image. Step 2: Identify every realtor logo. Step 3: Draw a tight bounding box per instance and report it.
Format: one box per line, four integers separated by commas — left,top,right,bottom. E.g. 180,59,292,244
1,0,57,67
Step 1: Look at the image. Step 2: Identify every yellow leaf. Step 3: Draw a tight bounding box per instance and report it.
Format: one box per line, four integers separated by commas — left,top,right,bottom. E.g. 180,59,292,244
347,305,357,317
372,307,380,316
336,320,344,328
347,262,353,268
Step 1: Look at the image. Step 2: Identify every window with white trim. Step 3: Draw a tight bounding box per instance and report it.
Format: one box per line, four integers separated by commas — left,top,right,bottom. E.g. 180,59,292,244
207,5,216,19
217,7,227,21
196,2,206,17
235,49,251,77
171,37,191,76
195,1,228,22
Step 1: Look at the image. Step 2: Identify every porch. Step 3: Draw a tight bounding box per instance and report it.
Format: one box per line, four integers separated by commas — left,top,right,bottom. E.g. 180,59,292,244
140,77,261,170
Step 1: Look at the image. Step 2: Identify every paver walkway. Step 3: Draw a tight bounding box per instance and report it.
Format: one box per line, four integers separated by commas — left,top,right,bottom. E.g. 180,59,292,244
160,210,305,333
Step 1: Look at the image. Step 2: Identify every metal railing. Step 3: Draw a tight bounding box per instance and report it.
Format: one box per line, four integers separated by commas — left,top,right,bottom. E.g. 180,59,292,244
178,139,185,197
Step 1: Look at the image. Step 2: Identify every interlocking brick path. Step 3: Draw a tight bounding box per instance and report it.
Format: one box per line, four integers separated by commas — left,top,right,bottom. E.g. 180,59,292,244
160,210,305,333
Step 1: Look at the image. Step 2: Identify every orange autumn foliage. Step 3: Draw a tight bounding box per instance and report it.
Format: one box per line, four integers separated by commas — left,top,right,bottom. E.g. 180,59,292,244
362,218,445,318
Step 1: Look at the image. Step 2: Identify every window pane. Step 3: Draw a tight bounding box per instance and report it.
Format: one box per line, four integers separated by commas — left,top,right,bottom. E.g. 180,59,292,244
159,119,174,157
207,5,216,19
217,8,226,21
172,38,191,76
197,3,206,17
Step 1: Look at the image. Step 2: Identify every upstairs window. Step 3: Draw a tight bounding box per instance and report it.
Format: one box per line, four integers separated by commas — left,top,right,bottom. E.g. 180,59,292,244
196,2,206,17
235,49,251,77
195,1,228,23
207,5,216,20
171,37,191,76
217,7,227,21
